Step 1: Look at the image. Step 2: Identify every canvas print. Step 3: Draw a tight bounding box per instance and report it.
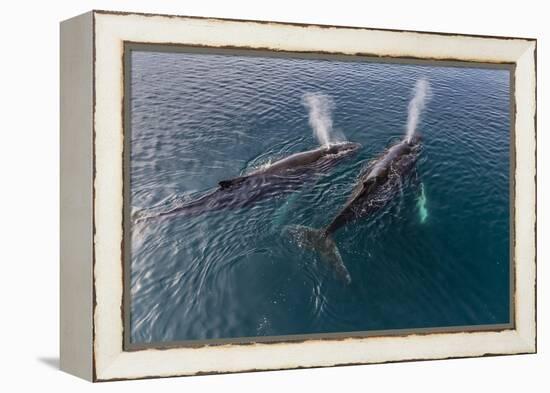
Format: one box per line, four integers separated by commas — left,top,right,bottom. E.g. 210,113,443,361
127,47,512,346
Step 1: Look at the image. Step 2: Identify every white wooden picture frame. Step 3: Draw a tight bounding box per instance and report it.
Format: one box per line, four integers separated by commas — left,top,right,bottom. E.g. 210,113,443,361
60,10,536,382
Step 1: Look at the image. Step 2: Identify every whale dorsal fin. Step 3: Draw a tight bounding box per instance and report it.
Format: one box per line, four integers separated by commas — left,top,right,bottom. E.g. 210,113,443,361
362,176,377,187
218,180,233,189
219,176,248,189
361,176,380,194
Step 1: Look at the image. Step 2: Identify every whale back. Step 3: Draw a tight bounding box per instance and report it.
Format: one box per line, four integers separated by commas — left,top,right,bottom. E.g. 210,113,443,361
258,147,326,174
364,141,411,182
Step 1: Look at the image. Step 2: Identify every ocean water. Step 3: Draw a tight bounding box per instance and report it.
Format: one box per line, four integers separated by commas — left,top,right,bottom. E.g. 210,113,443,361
129,50,510,344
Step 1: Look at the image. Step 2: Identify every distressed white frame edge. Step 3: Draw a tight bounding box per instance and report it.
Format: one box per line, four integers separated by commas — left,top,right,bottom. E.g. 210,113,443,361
87,11,535,381
60,11,94,381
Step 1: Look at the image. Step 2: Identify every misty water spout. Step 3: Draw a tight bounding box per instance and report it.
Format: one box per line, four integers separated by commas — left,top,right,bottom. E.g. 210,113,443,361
302,92,346,146
406,78,431,143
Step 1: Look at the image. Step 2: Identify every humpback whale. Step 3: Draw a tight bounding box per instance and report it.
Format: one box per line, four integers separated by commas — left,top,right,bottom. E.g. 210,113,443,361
137,141,361,220
287,134,422,284
218,142,361,189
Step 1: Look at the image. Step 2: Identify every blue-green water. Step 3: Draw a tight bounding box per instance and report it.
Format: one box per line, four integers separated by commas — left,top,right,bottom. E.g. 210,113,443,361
129,50,510,344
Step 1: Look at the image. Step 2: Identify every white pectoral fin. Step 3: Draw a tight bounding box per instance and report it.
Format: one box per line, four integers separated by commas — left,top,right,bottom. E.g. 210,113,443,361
417,182,429,224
